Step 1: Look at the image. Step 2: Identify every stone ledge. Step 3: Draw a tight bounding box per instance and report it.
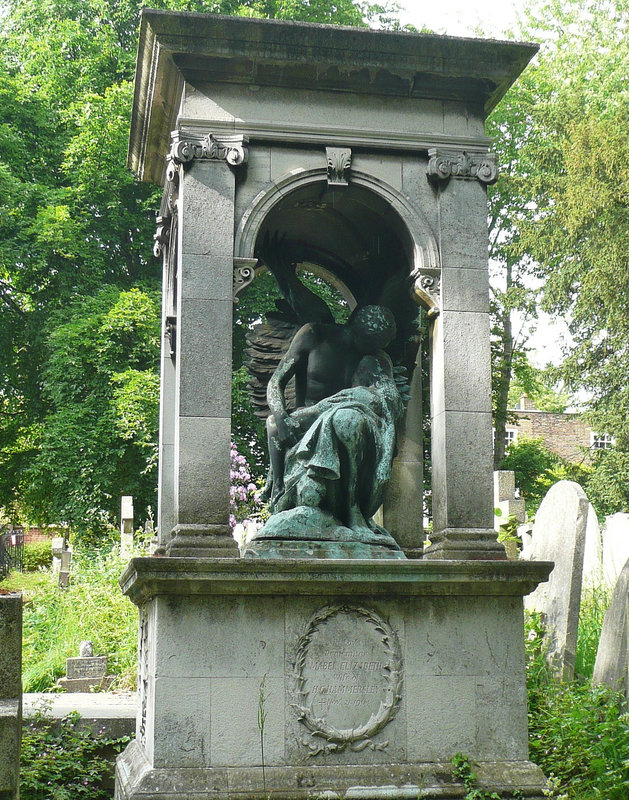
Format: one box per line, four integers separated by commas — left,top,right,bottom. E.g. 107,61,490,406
116,740,547,800
119,557,552,605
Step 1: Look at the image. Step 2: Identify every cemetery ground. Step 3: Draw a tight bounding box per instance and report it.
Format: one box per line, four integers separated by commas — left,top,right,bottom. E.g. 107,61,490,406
2,539,629,799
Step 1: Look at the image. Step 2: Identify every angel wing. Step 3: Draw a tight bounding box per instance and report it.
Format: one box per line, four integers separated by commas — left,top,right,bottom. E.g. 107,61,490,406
245,233,335,418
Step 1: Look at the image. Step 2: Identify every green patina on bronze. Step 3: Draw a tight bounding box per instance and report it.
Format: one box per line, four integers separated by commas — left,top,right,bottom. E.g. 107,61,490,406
246,305,405,558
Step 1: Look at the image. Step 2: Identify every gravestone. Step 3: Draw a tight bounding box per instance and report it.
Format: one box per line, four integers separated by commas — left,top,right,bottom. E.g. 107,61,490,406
522,480,588,680
592,556,629,693
115,11,551,800
120,495,134,559
602,512,629,587
0,592,21,800
57,641,114,692
51,536,65,574
493,470,526,559
582,503,603,587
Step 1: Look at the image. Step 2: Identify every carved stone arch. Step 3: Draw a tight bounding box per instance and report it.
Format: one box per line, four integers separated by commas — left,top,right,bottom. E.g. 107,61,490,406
233,166,441,314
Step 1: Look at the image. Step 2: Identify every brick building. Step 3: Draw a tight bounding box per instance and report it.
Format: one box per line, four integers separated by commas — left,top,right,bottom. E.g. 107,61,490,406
504,396,612,464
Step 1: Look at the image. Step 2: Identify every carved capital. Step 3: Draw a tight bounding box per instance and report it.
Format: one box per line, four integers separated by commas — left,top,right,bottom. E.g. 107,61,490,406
169,132,249,168
326,147,352,186
427,148,498,186
233,258,258,303
410,266,441,317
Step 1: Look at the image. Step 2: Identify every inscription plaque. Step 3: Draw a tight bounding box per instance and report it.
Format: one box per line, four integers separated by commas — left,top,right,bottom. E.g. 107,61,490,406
66,655,107,679
291,605,402,756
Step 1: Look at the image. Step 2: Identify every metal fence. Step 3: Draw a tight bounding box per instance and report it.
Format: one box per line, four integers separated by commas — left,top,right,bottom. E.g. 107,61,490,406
0,527,24,579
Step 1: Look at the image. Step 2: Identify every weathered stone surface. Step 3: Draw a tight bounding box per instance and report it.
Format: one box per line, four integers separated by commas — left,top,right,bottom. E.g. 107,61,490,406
438,178,490,270
523,480,588,680
592,556,629,692
430,409,495,533
66,655,108,680
58,675,114,692
582,503,603,586
602,512,629,587
178,298,232,418
0,593,21,800
115,559,550,800
441,266,491,314
176,416,231,526
179,160,234,257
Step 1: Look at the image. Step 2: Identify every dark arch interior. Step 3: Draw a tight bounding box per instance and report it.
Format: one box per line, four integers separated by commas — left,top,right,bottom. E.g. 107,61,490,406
253,180,420,364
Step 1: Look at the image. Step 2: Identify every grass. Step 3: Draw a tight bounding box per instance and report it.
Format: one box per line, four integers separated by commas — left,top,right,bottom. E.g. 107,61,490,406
526,611,629,799
575,584,612,679
1,541,138,691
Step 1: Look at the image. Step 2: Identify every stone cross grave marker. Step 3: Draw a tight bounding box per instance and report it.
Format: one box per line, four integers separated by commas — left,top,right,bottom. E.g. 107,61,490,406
523,480,588,680
120,495,134,559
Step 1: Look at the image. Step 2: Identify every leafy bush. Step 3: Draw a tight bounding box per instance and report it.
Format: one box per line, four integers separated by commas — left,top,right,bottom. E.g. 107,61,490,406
21,707,129,800
499,438,560,515
526,613,629,799
22,540,53,572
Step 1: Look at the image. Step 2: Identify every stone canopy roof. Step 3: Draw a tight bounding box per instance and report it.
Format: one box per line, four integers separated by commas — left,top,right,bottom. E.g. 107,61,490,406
129,9,538,183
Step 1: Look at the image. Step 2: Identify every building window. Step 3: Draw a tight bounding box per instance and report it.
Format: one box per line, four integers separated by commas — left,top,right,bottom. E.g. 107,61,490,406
591,432,614,450
505,428,518,449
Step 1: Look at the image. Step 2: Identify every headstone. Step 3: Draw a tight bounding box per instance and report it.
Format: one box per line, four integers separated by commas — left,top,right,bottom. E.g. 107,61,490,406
582,504,603,587
57,641,114,692
493,470,526,559
602,513,629,587
51,536,65,575
120,495,134,558
522,480,588,680
592,556,629,693
0,592,22,800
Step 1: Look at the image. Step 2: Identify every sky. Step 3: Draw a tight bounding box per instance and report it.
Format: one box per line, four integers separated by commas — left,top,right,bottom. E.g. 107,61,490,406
395,0,523,38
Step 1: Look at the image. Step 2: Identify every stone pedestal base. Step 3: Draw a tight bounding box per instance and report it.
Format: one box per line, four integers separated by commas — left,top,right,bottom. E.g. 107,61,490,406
424,528,507,560
166,524,239,557
115,558,552,800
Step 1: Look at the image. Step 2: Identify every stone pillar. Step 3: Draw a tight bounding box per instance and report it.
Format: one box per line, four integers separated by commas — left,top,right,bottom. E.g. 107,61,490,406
381,350,424,558
424,151,505,559
0,593,21,800
155,194,177,549
164,132,247,558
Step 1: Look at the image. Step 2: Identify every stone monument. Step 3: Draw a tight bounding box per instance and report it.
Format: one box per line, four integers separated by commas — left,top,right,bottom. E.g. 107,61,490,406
57,640,114,692
115,11,552,800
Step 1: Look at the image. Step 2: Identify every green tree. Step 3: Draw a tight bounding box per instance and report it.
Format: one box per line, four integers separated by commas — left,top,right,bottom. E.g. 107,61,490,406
0,0,400,531
21,287,160,537
487,0,629,505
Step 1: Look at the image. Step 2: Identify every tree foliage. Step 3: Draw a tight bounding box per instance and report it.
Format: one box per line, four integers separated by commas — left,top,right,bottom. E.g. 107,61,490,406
0,0,400,533
488,0,629,511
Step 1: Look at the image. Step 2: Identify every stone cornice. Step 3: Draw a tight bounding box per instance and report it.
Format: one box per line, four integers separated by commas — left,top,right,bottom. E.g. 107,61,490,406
177,117,492,154
120,557,553,606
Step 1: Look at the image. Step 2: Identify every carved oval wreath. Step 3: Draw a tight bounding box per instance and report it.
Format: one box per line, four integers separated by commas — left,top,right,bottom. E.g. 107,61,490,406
291,604,403,753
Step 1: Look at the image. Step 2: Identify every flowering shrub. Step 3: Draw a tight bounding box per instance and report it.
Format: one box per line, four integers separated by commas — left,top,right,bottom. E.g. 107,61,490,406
229,443,267,547
21,707,129,799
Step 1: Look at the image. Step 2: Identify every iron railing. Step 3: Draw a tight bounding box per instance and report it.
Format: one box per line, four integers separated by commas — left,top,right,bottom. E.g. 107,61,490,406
0,527,24,579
